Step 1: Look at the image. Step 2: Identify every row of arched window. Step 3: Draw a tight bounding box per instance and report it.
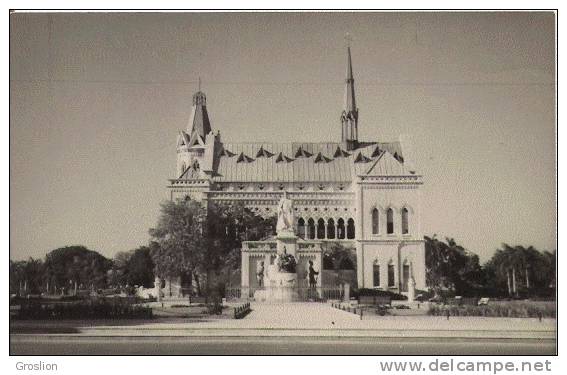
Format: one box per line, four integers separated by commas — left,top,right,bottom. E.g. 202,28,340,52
371,207,410,235
297,217,355,240
372,262,411,291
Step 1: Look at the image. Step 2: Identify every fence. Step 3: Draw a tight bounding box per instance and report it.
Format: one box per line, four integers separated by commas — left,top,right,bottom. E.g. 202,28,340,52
233,302,251,319
225,286,345,302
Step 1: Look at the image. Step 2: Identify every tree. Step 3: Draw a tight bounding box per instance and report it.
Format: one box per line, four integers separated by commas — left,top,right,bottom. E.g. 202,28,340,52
149,199,276,295
107,247,155,288
107,251,132,287
485,244,556,297
323,242,356,272
425,235,483,296
124,246,155,287
44,246,112,292
10,258,45,295
149,199,207,293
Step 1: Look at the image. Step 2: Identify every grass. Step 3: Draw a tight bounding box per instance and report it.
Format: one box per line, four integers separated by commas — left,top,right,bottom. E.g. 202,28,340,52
428,301,556,318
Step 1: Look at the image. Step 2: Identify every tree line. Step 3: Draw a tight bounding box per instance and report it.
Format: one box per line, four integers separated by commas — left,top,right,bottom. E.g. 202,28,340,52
425,236,556,298
10,200,556,299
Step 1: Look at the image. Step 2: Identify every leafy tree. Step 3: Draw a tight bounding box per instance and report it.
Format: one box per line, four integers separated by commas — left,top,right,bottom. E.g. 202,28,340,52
107,250,131,287
149,199,275,295
44,246,112,292
425,235,483,296
10,258,45,295
484,244,556,297
323,242,356,271
149,199,207,292
124,246,155,287
107,247,155,288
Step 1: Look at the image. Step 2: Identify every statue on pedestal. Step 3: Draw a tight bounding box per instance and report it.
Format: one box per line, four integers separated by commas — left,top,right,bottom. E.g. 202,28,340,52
276,191,294,234
256,261,265,287
308,260,319,288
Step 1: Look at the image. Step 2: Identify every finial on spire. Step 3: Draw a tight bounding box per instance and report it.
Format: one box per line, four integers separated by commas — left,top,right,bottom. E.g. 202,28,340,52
198,77,202,92
344,32,353,47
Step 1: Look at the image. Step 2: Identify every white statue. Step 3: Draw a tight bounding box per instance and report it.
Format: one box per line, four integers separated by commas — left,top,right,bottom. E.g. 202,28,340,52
276,191,294,234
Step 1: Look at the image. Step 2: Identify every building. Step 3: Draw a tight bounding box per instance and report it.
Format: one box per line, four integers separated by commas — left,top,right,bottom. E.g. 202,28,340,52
167,47,426,297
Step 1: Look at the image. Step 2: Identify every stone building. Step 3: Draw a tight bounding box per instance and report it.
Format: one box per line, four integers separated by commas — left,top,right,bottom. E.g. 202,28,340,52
167,47,426,298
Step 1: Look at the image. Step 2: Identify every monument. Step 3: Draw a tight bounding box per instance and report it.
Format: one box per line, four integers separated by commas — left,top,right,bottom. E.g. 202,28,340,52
262,192,300,302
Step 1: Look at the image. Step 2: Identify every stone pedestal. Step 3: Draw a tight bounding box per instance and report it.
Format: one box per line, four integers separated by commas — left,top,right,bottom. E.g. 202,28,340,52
266,265,298,302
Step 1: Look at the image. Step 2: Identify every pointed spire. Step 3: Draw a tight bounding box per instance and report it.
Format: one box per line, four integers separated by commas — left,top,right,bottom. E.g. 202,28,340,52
345,46,356,112
341,38,359,150
187,78,212,146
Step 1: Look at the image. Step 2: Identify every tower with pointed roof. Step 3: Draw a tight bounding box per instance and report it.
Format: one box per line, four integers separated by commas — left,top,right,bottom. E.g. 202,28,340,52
175,81,220,182
341,45,359,151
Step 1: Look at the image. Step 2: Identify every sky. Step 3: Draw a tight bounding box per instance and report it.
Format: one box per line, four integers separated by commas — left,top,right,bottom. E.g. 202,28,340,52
10,12,556,262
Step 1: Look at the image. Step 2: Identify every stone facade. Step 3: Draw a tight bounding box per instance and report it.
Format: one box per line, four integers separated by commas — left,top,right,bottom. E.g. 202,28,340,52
166,47,426,296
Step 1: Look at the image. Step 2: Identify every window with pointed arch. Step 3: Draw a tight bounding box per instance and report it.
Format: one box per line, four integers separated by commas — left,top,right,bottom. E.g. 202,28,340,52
346,218,355,239
401,207,409,234
337,218,346,240
307,218,316,239
373,263,380,288
371,208,379,234
388,263,395,287
317,218,326,239
297,218,306,238
180,162,187,176
386,208,394,234
327,218,336,239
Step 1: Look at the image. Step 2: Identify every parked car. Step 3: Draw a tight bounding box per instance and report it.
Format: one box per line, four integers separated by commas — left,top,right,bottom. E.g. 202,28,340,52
478,297,490,306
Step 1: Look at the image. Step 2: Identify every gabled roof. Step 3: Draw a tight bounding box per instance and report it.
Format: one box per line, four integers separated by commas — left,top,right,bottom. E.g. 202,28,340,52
179,164,201,179
256,146,275,158
208,141,407,182
364,149,412,176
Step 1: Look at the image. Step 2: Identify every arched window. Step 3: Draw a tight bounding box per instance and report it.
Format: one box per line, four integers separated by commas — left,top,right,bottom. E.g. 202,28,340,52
317,218,326,239
297,218,306,238
371,208,379,234
327,218,335,239
387,208,394,234
401,208,409,234
388,263,395,287
180,162,187,176
307,218,316,239
402,262,410,292
373,263,380,288
347,218,355,239
337,218,346,240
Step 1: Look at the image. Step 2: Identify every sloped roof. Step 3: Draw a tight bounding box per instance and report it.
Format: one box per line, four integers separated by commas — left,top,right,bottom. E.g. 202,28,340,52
210,141,406,182
187,92,212,146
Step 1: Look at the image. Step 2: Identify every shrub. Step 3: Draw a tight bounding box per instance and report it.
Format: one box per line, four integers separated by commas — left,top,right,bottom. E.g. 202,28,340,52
427,301,556,318
16,298,153,320
353,288,407,301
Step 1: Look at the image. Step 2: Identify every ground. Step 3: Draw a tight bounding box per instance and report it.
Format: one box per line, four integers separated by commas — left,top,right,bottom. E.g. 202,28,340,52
10,302,556,355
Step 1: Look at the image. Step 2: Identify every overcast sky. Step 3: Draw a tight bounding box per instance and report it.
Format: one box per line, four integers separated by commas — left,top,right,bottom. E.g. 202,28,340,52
10,12,556,262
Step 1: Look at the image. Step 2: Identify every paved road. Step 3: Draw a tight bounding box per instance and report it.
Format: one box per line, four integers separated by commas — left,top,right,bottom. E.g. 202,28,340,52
10,335,555,355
